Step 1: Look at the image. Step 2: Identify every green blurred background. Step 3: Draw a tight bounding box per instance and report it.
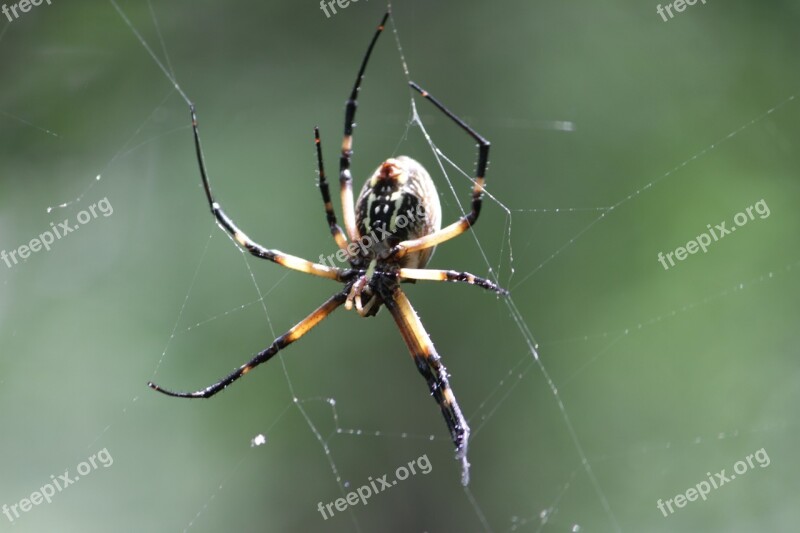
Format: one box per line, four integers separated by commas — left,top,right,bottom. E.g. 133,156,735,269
1,1,798,531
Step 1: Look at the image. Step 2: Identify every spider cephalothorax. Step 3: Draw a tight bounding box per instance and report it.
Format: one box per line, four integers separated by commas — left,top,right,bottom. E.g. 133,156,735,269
148,10,506,486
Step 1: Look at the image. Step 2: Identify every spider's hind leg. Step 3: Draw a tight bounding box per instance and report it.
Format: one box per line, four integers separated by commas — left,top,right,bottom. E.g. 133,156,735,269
384,286,471,485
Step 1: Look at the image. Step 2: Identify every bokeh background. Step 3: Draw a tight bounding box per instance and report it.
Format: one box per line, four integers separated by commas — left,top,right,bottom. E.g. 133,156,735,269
1,1,798,531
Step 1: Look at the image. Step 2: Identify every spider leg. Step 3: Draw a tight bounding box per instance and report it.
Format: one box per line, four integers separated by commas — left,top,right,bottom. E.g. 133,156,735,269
189,105,347,282
149,290,348,399
390,82,490,260
315,127,349,252
339,11,390,243
384,286,471,485
397,268,508,295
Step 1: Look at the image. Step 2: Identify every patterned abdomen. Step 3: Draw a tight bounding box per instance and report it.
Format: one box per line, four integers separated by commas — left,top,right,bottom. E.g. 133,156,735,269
355,156,441,268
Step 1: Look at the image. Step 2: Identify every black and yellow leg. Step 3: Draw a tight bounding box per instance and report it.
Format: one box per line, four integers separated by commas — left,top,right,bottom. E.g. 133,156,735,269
384,286,471,485
390,82,490,260
398,268,508,295
339,11,390,243
149,290,348,399
315,127,349,251
189,105,346,282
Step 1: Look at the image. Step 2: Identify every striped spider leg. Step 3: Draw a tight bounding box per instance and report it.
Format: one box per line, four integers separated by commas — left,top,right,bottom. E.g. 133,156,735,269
149,291,349,398
383,286,471,485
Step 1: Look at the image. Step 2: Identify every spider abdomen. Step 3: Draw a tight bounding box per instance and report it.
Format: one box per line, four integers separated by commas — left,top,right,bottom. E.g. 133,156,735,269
355,156,441,268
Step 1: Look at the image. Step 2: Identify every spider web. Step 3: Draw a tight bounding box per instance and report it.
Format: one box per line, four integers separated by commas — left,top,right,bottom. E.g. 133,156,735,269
4,1,797,531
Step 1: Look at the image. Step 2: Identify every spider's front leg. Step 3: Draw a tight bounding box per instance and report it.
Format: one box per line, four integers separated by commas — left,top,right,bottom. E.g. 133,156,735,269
389,82,490,261
338,12,390,243
189,105,347,282
384,286,471,485
314,127,350,252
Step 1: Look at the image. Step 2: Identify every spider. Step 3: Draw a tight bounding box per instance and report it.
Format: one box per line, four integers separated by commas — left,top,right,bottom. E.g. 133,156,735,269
148,10,507,486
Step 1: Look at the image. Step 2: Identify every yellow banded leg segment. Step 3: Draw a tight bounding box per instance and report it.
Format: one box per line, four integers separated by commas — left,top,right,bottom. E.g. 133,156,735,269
391,82,490,261
392,218,471,259
384,286,471,485
148,291,348,399
191,110,347,284
398,268,508,294
338,12,390,243
339,151,359,243
314,127,350,252
209,201,346,282
272,252,342,281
